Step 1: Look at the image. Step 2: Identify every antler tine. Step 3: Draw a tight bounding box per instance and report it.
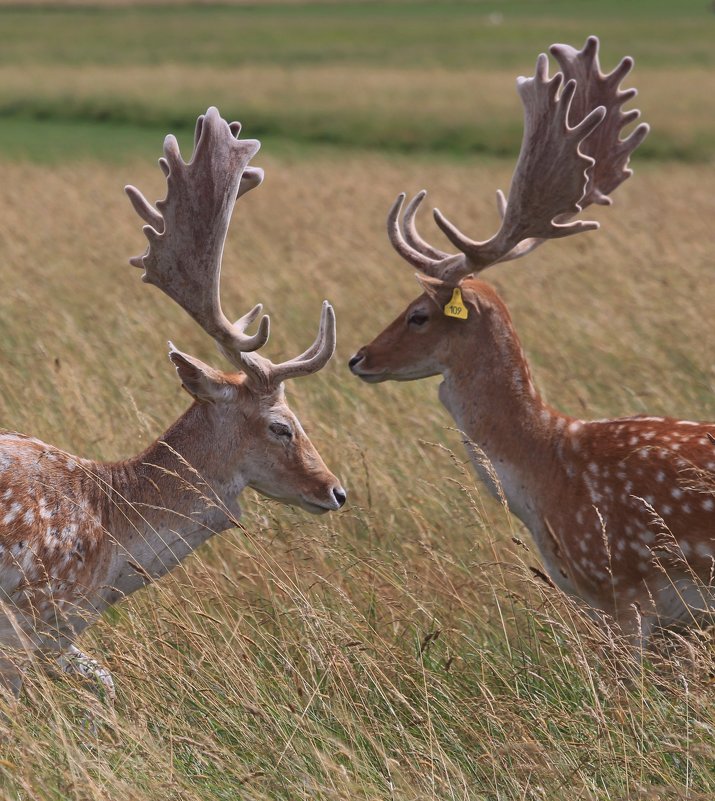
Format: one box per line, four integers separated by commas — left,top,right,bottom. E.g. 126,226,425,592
386,192,467,280
400,191,452,261
240,301,337,386
126,106,270,356
550,35,650,207
386,193,444,276
238,166,265,199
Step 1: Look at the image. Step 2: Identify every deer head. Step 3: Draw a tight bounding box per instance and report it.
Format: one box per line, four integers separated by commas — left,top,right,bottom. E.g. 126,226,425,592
127,107,346,514
349,37,649,384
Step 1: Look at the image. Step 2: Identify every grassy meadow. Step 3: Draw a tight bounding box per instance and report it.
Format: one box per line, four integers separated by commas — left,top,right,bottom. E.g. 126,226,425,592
1,2,715,800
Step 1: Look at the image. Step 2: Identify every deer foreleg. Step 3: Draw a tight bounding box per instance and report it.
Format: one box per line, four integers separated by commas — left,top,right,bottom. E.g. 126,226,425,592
56,645,116,705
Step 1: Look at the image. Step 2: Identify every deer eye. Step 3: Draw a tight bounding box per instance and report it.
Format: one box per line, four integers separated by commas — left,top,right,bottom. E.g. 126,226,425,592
408,310,429,327
269,422,293,440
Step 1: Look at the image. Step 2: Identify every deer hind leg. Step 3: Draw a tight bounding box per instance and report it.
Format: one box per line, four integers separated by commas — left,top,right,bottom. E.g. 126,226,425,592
56,645,116,706
618,610,656,660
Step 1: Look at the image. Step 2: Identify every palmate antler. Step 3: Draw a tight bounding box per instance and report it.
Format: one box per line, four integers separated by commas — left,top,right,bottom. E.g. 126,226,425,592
389,36,650,284
126,107,335,387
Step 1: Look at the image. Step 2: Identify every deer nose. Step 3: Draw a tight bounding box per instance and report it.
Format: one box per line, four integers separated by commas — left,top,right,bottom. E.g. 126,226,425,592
348,350,365,373
332,486,347,508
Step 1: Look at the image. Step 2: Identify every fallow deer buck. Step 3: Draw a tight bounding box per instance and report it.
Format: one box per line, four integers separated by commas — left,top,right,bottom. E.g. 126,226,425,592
0,107,346,701
350,37,715,649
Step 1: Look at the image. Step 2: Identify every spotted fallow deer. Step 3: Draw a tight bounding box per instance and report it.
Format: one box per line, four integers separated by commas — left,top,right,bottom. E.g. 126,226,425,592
0,107,346,700
350,37,715,648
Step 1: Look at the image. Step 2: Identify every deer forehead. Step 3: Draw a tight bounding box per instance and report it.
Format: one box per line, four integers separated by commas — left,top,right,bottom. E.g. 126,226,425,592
241,391,293,424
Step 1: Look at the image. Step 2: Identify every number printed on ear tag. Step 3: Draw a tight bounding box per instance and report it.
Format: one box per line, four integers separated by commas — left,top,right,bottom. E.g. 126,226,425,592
443,288,468,320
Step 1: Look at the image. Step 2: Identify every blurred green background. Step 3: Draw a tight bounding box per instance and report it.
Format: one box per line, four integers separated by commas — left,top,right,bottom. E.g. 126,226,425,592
0,0,713,163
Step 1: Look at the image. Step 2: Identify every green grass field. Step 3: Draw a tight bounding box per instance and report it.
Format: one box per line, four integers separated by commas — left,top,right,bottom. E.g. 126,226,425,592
0,0,713,162
1,2,715,800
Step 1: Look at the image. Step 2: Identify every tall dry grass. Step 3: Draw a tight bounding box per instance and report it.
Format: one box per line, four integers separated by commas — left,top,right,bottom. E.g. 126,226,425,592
0,153,714,799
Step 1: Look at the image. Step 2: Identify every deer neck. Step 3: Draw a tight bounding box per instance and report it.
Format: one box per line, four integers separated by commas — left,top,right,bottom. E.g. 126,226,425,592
99,402,245,603
438,305,570,528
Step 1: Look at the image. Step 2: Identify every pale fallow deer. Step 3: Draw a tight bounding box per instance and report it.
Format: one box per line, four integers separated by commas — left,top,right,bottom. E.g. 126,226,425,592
350,37,715,649
0,107,346,701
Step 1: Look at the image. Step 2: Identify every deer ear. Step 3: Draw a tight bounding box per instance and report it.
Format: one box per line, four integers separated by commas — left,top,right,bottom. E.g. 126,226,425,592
413,273,443,307
414,273,445,293
168,343,234,404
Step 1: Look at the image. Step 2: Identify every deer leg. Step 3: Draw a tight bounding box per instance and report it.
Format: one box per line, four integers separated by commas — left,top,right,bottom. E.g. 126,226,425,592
616,608,656,663
56,645,116,706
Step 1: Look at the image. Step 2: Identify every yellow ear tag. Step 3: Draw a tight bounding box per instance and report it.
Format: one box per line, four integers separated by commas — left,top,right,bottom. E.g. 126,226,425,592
443,287,468,320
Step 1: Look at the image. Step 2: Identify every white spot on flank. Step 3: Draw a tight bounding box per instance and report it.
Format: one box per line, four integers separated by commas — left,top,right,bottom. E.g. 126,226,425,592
23,508,35,526
661,504,672,515
38,498,51,520
2,489,12,501
695,542,714,559
568,421,583,434
656,471,665,483
3,502,22,525
672,488,683,500
588,462,599,475
61,523,78,541
631,542,651,558
628,436,639,446
703,498,714,512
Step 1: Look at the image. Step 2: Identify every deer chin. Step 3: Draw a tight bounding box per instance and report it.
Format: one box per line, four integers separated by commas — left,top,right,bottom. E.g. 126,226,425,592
359,367,440,383
352,360,439,383
355,371,389,384
250,485,337,515
298,499,334,515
